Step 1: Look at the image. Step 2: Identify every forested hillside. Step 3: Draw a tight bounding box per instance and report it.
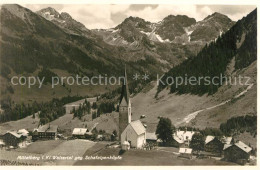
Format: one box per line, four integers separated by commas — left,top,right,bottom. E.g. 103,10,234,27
157,9,257,95
0,4,163,104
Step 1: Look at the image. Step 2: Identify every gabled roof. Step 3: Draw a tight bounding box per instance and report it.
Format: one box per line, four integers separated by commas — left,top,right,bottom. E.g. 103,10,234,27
205,135,231,145
17,129,29,136
119,67,130,105
235,141,252,153
38,124,58,133
223,144,232,150
205,135,215,144
18,129,29,134
5,131,23,138
223,141,252,153
146,132,157,140
72,128,88,135
129,120,146,135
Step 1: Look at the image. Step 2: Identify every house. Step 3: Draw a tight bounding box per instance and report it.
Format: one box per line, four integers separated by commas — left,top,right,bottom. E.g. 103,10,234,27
204,136,224,154
204,136,234,155
121,120,146,148
17,129,29,137
2,131,27,148
223,141,252,165
72,128,88,138
34,124,58,140
179,148,193,159
172,130,195,147
146,132,157,143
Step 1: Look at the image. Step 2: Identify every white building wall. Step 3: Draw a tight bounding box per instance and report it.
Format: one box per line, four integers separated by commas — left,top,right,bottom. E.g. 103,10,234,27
121,125,136,146
121,126,146,148
136,133,146,148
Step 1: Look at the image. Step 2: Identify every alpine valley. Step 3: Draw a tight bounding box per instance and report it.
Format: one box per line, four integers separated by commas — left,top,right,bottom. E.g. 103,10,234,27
0,4,257,151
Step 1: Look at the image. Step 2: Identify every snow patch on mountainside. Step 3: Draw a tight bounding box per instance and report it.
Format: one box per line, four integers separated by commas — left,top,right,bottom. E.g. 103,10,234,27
140,30,171,43
184,28,194,42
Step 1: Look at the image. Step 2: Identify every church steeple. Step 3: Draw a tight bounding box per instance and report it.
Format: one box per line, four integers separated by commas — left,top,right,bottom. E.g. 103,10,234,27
119,66,130,105
118,66,132,140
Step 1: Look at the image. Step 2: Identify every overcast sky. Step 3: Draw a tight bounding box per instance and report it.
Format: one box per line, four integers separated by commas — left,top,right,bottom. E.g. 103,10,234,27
22,4,256,29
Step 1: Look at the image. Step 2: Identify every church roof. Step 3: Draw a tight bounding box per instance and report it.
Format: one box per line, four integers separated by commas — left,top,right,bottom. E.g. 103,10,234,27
119,67,130,105
129,120,146,135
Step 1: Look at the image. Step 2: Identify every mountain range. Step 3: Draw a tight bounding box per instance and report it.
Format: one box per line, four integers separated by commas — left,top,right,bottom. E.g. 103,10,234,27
93,12,234,46
158,8,257,95
0,4,257,147
0,4,237,103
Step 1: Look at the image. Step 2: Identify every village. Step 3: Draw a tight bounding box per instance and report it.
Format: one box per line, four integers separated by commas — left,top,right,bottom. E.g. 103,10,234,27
0,70,256,166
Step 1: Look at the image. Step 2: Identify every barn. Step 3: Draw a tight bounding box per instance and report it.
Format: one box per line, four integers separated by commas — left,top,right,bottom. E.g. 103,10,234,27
121,120,146,148
204,136,224,153
2,131,27,148
72,128,88,138
223,141,252,165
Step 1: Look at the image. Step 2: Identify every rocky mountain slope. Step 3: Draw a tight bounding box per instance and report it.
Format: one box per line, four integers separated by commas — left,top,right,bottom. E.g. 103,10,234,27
93,13,234,46
0,4,236,103
74,9,257,140
93,12,235,66
36,7,95,39
158,9,256,95
0,4,161,102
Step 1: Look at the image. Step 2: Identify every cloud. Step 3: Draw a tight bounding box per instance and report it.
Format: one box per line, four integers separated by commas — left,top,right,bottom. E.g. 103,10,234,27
23,4,64,11
54,4,130,29
197,5,256,21
22,4,256,29
125,5,199,22
128,4,159,11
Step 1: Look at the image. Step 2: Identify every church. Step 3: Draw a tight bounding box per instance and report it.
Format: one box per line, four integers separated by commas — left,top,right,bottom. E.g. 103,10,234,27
118,68,146,149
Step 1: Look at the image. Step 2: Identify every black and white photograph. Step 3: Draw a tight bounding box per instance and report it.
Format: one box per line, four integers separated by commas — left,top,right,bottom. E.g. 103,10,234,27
0,0,258,167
